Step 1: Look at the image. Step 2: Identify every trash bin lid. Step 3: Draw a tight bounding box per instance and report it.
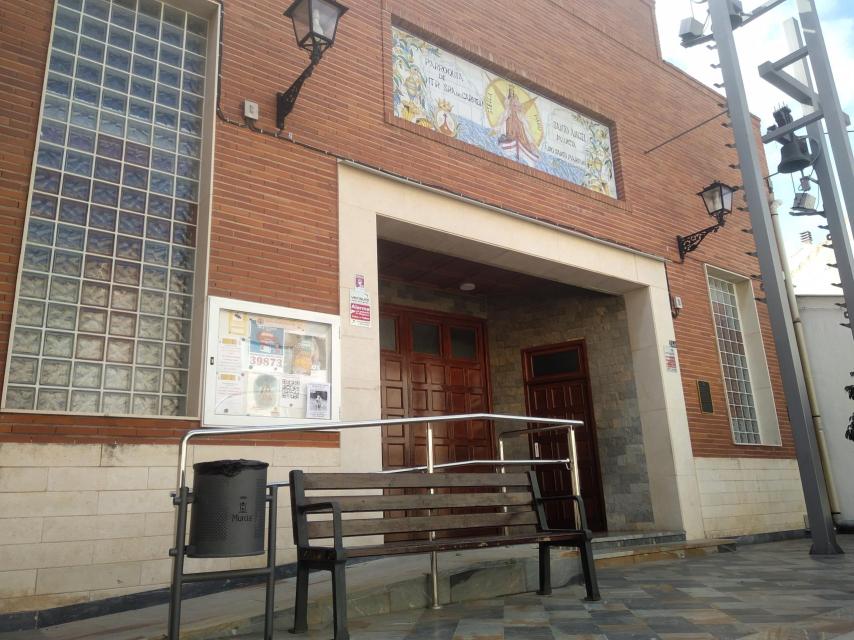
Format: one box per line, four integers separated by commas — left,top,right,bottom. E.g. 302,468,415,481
193,459,269,477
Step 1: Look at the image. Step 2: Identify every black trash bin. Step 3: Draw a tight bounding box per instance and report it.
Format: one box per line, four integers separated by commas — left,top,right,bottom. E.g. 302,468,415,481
188,459,269,557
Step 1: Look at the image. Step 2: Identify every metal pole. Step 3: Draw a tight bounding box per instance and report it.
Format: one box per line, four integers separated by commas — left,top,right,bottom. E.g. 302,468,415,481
707,0,841,554
426,422,441,609
569,427,582,525
780,17,854,345
778,18,846,515
167,486,190,640
264,486,278,640
795,0,854,235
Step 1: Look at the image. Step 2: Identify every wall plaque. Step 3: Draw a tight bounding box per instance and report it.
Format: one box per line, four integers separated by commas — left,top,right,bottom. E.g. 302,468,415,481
391,27,618,198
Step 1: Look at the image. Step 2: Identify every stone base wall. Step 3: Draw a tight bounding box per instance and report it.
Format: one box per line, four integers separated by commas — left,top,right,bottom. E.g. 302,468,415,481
694,457,806,538
487,289,654,532
0,441,339,614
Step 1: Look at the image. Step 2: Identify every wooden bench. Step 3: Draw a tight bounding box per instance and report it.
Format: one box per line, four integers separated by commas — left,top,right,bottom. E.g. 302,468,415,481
288,469,601,640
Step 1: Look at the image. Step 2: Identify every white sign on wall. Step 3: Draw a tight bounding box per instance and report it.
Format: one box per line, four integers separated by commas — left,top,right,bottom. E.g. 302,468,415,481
391,27,618,198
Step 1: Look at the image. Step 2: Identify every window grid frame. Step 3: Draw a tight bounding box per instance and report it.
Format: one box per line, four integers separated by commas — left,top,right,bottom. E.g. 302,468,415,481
708,275,762,445
3,0,210,418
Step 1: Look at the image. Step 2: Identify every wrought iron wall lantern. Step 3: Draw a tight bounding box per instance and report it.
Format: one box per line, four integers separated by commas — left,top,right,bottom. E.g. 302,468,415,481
276,0,348,129
677,180,739,262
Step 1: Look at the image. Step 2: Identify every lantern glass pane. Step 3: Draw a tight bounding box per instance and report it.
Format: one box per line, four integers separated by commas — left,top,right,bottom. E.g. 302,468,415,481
722,185,734,213
288,0,311,46
312,0,341,41
702,185,723,215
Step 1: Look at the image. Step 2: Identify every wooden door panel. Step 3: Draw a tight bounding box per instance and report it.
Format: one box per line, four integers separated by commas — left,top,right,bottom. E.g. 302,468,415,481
385,387,404,410
409,363,427,383
428,364,446,384
466,369,483,387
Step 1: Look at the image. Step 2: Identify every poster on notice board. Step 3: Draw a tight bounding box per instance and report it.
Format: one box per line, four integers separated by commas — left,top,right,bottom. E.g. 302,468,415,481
213,307,332,420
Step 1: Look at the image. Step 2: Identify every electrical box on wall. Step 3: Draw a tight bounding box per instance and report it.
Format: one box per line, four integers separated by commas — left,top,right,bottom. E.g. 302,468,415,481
243,100,259,121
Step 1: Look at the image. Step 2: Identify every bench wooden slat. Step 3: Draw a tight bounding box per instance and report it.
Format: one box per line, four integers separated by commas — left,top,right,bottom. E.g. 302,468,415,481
302,472,531,490
307,509,538,538
341,531,586,557
301,491,533,512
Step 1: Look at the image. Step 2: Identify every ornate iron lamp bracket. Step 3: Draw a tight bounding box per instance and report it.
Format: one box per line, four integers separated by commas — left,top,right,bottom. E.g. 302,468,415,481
276,45,324,129
677,213,727,262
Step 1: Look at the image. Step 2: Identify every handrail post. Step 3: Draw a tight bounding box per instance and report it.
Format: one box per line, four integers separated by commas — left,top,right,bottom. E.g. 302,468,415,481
498,424,510,534
569,427,582,526
426,421,441,609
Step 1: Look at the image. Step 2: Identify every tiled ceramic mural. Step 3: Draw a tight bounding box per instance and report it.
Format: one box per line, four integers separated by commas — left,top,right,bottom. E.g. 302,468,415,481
392,28,617,198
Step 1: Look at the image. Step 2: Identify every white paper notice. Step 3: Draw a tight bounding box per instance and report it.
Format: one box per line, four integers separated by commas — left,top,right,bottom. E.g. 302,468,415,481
217,337,244,375
306,382,331,419
214,373,245,415
281,374,302,410
349,288,371,327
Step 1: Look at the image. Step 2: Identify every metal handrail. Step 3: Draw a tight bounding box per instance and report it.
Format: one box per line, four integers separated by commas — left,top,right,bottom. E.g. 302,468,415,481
170,412,583,621
498,422,584,440
266,458,571,484
175,413,582,488
497,421,583,524
382,458,571,473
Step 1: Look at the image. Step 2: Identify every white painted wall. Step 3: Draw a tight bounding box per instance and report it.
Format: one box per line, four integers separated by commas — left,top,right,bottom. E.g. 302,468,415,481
797,294,854,521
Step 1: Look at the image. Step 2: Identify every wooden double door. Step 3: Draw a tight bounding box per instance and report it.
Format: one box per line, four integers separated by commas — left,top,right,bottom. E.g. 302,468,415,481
378,307,606,533
523,341,607,532
380,306,493,470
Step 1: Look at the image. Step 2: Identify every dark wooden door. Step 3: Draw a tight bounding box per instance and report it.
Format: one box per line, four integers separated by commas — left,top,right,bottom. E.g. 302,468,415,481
523,341,607,532
380,306,492,470
379,306,493,540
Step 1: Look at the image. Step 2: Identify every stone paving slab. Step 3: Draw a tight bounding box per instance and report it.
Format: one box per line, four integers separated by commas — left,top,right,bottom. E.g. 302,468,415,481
216,537,854,639
6,537,853,639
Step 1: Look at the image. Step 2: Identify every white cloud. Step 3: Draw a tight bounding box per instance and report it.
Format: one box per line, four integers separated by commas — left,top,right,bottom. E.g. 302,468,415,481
654,0,854,256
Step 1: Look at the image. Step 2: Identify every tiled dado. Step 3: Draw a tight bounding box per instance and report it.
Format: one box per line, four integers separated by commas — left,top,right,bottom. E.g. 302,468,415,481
0,440,340,612
694,456,806,537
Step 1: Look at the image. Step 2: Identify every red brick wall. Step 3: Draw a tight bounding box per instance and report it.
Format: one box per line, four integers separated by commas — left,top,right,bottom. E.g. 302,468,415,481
0,0,793,458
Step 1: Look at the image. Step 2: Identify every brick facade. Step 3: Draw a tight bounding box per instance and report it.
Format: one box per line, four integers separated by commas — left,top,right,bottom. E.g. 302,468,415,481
0,0,807,618
0,0,793,458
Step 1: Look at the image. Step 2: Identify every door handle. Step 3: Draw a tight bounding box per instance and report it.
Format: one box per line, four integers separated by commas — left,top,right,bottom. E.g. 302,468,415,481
533,442,540,458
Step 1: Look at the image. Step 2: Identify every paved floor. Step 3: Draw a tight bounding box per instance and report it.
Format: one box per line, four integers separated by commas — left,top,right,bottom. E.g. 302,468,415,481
227,537,854,640
6,536,854,639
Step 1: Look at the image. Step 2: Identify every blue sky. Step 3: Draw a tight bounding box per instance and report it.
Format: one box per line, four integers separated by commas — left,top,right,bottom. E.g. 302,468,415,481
654,0,854,257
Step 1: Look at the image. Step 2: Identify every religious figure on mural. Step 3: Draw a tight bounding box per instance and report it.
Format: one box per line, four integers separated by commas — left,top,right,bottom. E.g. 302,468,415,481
489,84,541,165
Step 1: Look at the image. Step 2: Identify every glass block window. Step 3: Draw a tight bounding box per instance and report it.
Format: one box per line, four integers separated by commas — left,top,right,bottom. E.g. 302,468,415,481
3,0,208,416
708,276,761,444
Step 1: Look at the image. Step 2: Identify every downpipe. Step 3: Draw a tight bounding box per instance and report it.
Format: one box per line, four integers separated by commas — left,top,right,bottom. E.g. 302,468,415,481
769,199,843,523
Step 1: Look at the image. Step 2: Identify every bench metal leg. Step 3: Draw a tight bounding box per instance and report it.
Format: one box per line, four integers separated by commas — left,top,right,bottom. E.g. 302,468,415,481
331,562,349,640
291,562,310,634
537,543,552,596
578,538,600,601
